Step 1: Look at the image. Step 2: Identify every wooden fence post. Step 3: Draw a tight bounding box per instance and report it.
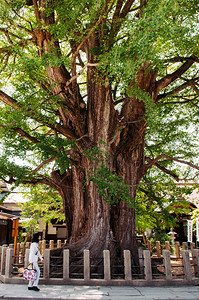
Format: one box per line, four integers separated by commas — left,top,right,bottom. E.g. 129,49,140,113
41,240,46,257
84,250,90,280
5,248,14,278
39,240,42,253
163,250,172,280
165,241,170,252
57,240,61,248
25,242,31,249
182,250,192,281
124,250,132,281
44,249,50,279
63,249,70,280
20,243,25,264
147,241,152,254
49,240,54,250
143,250,152,281
190,242,195,257
156,241,161,257
182,242,187,250
103,250,111,280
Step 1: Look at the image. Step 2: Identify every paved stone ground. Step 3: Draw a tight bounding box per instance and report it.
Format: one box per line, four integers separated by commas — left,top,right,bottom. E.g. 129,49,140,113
0,284,199,299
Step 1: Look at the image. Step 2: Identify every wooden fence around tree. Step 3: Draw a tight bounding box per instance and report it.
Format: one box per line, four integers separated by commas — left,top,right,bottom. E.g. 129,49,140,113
0,240,199,286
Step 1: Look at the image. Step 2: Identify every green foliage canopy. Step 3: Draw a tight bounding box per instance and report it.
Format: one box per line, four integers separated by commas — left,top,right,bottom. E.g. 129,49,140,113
0,0,198,209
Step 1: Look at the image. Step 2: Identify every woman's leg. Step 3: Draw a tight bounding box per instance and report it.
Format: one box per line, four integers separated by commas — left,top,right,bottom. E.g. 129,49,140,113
28,279,34,288
32,262,40,287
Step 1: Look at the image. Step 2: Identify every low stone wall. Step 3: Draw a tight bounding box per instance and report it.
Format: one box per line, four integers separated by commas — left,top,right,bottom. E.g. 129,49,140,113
1,245,199,286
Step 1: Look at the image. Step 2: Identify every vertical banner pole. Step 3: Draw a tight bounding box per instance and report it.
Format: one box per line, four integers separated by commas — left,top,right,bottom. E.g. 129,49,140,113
196,218,199,249
187,220,193,250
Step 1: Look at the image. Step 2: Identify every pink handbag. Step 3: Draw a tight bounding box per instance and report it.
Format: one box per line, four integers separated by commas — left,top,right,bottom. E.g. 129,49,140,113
23,265,37,281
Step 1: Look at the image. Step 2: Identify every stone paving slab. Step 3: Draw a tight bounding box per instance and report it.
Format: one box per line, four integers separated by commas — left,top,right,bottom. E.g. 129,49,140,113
0,284,199,299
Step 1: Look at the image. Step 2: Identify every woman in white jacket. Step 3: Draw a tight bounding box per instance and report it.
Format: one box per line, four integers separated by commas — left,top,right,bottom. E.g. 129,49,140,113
28,233,44,291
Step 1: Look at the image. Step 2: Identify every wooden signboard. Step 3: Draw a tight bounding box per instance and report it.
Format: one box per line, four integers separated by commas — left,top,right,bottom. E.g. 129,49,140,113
12,218,19,264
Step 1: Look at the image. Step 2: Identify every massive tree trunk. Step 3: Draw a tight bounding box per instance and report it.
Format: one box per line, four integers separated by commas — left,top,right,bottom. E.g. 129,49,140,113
48,35,156,263
50,66,150,263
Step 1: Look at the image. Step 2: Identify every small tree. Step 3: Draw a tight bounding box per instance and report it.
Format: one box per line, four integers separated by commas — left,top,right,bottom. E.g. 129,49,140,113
20,185,65,239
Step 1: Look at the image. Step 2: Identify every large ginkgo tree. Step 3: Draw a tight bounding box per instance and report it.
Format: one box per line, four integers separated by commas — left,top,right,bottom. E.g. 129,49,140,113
0,0,199,261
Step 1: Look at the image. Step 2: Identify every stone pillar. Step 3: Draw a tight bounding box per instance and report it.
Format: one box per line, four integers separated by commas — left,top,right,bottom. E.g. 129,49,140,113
156,241,161,257
1,246,7,275
192,249,199,277
163,250,172,280
57,240,62,248
103,250,111,280
5,248,14,278
84,250,90,280
143,250,152,281
175,242,180,258
63,249,69,280
182,250,192,281
24,249,30,268
124,250,132,281
44,249,50,279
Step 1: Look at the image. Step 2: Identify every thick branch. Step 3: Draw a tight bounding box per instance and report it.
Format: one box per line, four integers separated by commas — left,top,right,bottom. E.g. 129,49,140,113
163,56,199,64
65,63,98,89
145,156,179,181
0,90,77,140
110,0,135,42
157,82,191,101
156,57,196,94
73,3,107,61
2,174,60,191
120,0,136,18
146,154,199,175
32,157,57,173
190,83,199,95
33,0,41,23
157,77,199,101
0,90,18,109
13,128,39,144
